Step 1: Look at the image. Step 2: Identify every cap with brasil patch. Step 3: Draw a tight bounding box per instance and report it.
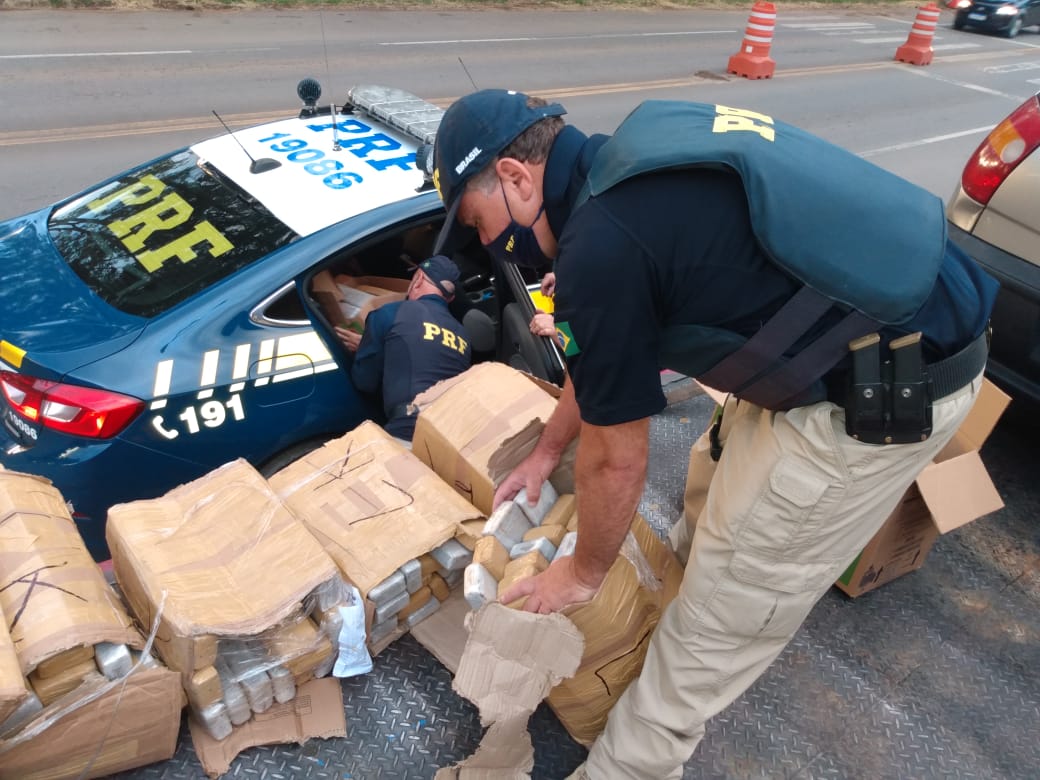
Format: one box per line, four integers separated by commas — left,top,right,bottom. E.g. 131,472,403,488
555,321,580,357
432,89,566,253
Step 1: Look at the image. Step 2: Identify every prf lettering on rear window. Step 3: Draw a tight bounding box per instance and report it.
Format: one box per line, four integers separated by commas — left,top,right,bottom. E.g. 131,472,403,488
87,174,233,272
712,105,776,142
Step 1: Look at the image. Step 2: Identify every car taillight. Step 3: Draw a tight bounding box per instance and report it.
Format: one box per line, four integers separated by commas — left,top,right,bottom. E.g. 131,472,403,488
0,370,144,439
962,94,1040,205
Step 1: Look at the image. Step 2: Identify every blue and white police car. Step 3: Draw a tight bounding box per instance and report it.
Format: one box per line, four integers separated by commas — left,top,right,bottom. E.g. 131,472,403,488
0,83,563,560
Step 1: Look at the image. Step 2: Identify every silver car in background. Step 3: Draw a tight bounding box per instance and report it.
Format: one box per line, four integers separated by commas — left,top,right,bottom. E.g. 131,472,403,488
947,91,1040,404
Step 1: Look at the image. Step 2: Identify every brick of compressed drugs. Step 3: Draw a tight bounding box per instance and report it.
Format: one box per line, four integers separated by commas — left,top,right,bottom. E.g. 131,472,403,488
430,538,472,572
442,569,463,588
515,482,559,525
417,553,441,581
196,701,233,741
368,570,407,607
399,558,423,594
503,550,549,581
473,535,510,581
404,595,441,629
509,537,558,563
484,500,534,550
373,587,411,624
94,642,133,681
157,633,218,674
567,510,580,532
541,494,576,527
187,665,223,710
29,658,98,706
428,572,451,602
464,563,498,610
215,661,251,726
240,670,273,714
523,523,568,548
269,665,296,704
397,586,433,622
368,616,399,646
34,645,95,679
0,690,42,739
555,531,578,560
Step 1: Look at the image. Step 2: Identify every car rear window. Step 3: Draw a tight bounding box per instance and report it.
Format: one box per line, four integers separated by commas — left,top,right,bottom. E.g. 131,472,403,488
48,150,297,318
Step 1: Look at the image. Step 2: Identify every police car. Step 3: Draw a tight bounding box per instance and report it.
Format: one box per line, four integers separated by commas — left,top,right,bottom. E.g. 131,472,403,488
0,83,563,561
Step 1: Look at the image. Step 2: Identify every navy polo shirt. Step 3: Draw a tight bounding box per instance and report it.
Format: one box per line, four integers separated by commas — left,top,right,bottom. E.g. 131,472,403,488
550,167,996,427
351,295,472,439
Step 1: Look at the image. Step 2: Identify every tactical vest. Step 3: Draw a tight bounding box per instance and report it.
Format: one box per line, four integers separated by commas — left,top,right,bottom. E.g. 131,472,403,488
575,101,948,410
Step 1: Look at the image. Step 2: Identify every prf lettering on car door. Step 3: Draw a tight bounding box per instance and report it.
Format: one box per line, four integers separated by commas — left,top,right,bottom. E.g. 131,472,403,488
86,174,233,272
712,105,776,142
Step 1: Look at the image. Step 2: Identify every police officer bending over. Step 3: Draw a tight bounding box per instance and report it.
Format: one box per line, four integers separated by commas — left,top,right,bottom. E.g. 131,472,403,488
337,255,472,442
432,90,997,780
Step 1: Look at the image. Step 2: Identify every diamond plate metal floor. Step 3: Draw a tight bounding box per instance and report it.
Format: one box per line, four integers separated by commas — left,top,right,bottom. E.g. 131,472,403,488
114,384,1040,780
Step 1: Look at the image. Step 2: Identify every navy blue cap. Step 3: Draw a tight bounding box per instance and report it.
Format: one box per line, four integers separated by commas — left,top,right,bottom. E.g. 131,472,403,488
432,89,566,253
417,254,461,298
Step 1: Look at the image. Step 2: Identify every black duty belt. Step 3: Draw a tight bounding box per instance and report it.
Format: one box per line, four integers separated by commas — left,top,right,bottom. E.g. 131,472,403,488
927,329,989,399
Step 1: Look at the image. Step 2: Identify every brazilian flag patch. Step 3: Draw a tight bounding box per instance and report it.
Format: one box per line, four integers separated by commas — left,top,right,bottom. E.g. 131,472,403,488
555,321,580,357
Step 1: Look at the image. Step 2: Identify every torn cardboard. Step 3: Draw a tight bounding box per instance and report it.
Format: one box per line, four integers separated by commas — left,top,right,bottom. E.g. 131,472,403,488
269,421,484,597
311,271,407,333
412,363,575,515
188,676,346,778
0,470,140,675
836,378,1010,596
106,458,339,643
433,603,583,780
0,663,183,780
0,609,27,727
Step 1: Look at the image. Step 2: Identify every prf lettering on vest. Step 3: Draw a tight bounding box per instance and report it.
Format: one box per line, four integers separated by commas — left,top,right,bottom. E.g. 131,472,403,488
422,322,468,355
712,105,776,142
87,174,234,273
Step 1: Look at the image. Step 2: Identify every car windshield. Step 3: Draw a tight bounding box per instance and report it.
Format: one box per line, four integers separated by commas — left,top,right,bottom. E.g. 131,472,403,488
48,150,297,318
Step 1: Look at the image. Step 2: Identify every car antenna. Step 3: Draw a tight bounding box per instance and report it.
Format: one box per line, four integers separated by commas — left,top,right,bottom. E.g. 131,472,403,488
318,11,341,152
211,110,281,174
458,57,480,91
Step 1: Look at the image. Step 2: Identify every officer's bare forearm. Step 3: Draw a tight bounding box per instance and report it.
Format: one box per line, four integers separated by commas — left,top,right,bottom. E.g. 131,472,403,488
534,377,582,460
572,418,650,589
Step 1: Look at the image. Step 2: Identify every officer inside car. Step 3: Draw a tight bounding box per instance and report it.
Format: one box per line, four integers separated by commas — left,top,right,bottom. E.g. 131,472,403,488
336,255,472,443
431,90,997,779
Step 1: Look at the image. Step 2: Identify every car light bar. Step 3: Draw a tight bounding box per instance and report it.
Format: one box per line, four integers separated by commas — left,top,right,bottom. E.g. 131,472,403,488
347,85,444,146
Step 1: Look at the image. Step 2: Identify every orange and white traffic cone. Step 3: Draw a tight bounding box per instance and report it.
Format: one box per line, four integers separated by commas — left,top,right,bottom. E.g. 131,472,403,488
727,2,777,80
895,3,941,66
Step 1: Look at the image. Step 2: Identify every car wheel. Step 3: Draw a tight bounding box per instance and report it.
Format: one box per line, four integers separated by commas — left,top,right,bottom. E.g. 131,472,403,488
258,436,331,477
1004,16,1022,37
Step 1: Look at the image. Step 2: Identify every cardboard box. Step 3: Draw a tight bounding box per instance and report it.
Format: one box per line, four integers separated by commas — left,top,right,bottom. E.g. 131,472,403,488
269,421,484,597
269,422,485,653
0,665,183,780
0,470,141,676
311,271,407,333
411,363,573,515
836,378,1010,597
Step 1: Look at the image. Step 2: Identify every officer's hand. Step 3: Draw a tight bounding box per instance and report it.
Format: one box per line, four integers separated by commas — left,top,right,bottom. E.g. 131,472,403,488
529,311,556,338
335,326,362,353
492,448,558,510
540,272,556,298
499,556,599,614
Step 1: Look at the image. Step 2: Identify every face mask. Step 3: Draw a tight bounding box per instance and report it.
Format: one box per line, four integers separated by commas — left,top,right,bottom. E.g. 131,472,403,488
484,183,553,270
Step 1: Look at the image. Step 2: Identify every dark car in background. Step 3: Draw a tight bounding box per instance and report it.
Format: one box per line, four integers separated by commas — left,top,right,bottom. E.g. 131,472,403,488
947,91,1040,404
951,0,1040,37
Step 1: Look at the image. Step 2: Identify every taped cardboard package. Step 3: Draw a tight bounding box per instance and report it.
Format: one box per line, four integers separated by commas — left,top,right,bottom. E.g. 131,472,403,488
269,421,485,653
0,469,182,779
311,271,408,333
106,459,348,747
411,362,574,515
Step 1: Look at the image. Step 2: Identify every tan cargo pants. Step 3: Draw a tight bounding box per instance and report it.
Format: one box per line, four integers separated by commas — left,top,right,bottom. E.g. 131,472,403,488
583,375,983,780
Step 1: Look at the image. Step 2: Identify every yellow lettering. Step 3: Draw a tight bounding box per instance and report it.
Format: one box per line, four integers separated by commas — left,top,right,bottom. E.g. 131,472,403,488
134,221,233,273
422,322,442,341
107,193,194,253
441,329,458,351
457,335,468,355
87,174,166,213
712,105,776,142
